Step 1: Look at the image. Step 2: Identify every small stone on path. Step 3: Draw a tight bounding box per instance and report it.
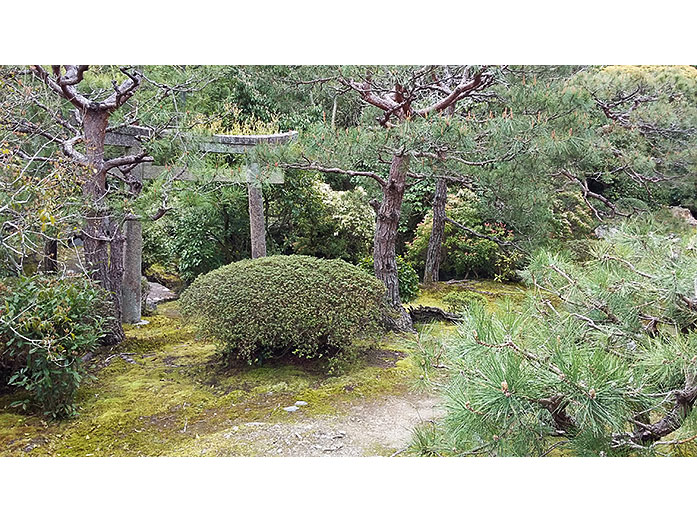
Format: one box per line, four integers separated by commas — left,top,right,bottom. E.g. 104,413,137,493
295,401,308,406
283,406,299,412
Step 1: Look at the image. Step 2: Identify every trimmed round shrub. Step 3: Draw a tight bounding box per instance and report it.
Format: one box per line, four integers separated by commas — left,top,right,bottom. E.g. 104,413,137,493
180,255,386,363
0,275,108,418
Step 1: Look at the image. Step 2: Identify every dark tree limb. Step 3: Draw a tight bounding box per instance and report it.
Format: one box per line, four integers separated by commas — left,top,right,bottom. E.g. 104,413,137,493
408,305,461,323
613,381,697,447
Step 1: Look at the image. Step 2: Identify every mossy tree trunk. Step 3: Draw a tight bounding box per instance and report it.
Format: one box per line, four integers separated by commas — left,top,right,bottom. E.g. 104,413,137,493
83,108,126,344
374,153,413,331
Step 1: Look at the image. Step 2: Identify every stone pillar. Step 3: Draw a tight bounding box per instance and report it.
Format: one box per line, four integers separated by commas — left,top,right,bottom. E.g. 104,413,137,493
248,163,267,259
121,148,144,323
122,215,143,323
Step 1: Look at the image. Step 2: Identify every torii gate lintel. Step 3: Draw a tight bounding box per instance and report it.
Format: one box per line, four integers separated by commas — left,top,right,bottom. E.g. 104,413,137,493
106,126,297,324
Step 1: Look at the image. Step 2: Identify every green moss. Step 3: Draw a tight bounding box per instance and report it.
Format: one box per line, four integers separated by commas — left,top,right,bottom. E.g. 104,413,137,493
409,280,526,311
0,298,420,456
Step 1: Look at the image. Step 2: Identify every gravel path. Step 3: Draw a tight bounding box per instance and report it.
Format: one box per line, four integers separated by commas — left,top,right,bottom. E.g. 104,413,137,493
199,391,444,457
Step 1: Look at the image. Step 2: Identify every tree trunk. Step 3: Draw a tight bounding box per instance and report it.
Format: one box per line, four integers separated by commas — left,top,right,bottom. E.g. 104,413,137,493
373,153,414,331
424,178,447,285
248,179,267,259
82,109,125,344
42,239,58,273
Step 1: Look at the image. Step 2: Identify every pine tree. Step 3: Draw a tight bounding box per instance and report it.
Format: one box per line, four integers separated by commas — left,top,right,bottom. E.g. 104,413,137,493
415,216,697,456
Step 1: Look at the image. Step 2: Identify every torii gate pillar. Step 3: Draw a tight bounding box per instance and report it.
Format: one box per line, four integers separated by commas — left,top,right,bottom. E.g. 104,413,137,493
247,163,267,259
121,147,144,324
109,128,295,324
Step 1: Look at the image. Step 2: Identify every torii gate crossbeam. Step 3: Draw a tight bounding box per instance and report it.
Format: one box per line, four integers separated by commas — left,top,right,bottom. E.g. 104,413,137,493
105,126,297,324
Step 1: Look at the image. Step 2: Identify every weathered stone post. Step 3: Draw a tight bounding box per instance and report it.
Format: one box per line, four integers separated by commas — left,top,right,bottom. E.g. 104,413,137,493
247,163,267,259
121,148,144,324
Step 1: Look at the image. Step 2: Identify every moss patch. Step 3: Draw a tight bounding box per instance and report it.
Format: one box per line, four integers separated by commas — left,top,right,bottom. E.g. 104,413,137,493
0,301,418,456
409,280,526,311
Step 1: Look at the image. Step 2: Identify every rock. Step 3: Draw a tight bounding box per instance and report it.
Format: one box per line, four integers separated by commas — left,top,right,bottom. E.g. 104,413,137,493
670,206,697,227
283,406,299,412
146,281,177,309
295,401,308,406
594,225,619,239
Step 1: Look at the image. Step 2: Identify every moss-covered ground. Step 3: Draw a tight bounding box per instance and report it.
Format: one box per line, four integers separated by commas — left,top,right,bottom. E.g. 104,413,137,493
0,279,516,457
0,303,419,456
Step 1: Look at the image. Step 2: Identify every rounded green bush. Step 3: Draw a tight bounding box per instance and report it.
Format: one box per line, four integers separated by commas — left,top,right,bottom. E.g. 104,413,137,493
180,255,386,363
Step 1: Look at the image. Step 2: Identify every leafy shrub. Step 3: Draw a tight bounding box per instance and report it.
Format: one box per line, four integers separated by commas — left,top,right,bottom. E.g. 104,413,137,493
406,190,521,281
357,255,420,303
441,290,487,313
282,180,375,264
0,276,108,418
180,255,385,364
142,171,376,286
172,205,227,283
142,217,176,273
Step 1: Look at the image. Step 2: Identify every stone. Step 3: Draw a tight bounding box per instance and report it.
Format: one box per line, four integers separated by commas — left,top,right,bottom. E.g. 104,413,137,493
283,406,299,412
670,206,697,227
594,225,619,239
146,281,177,308
295,401,308,406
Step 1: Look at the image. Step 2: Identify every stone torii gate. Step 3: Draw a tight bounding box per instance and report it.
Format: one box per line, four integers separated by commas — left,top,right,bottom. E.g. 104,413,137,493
105,126,297,324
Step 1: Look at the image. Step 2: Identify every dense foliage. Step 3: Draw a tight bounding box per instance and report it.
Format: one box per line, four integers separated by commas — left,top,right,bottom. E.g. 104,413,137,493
141,170,375,283
414,218,697,456
0,276,108,417
180,255,385,364
406,190,522,281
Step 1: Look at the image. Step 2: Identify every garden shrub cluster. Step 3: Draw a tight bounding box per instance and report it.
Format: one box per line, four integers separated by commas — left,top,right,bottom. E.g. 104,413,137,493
406,190,522,282
0,275,108,418
357,255,420,303
180,255,386,364
140,171,376,286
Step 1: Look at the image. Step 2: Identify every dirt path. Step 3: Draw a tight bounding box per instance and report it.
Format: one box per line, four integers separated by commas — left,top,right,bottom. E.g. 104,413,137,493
193,390,444,457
